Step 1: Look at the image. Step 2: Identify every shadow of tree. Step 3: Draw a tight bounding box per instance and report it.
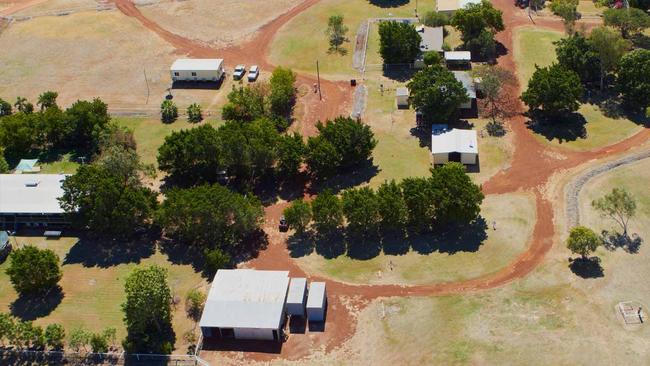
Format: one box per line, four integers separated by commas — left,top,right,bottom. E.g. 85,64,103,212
346,236,382,260
381,231,410,255
314,232,346,259
369,0,410,8
569,256,604,279
382,65,418,82
309,159,379,195
287,231,316,258
631,33,650,50
601,230,643,254
63,235,156,268
410,217,488,255
582,89,650,126
525,111,587,143
10,286,64,321
327,46,349,56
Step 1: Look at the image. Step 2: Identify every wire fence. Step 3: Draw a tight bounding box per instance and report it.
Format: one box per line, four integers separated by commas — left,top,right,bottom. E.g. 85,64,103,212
0,348,211,365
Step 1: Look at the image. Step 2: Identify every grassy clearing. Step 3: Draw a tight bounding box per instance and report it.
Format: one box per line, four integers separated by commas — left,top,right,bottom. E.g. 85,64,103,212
269,0,435,78
577,0,602,17
294,192,536,285
0,236,207,351
39,153,79,174
514,27,642,151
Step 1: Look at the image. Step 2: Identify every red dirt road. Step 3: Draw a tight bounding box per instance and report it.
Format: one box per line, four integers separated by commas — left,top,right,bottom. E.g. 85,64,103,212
108,0,649,362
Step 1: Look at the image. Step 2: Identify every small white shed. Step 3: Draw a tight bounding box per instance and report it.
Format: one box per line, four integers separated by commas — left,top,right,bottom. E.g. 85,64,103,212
444,51,472,69
453,71,477,110
396,87,409,108
286,278,307,316
170,58,225,82
306,282,327,322
431,127,478,165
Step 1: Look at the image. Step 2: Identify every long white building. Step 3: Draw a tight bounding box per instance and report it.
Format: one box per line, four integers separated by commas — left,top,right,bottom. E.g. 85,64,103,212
170,59,225,82
0,174,69,230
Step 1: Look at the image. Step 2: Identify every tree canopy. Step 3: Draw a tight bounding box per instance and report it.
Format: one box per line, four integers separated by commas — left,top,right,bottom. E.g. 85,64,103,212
429,162,484,225
283,199,312,234
378,21,422,64
451,0,504,42
311,189,344,236
592,187,637,236
342,187,380,239
567,226,601,259
603,7,650,38
6,245,62,294
520,63,583,115
589,26,631,90
554,34,600,83
407,64,468,124
616,49,650,110
326,14,349,52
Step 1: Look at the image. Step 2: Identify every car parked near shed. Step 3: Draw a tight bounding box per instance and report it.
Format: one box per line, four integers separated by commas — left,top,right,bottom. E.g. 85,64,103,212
248,65,260,82
233,65,246,80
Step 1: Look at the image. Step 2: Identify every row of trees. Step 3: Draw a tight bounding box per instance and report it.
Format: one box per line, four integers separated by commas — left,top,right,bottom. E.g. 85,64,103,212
0,93,114,161
157,116,376,186
522,28,650,116
284,163,484,241
0,314,66,350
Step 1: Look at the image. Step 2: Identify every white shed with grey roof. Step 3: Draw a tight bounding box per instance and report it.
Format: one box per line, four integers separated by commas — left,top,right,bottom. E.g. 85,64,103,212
170,58,224,82
286,278,307,316
396,87,409,108
452,71,477,109
199,269,290,341
306,282,327,322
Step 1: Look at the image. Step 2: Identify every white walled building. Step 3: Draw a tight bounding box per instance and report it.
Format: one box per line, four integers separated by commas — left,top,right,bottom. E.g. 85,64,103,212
431,127,478,165
170,59,225,82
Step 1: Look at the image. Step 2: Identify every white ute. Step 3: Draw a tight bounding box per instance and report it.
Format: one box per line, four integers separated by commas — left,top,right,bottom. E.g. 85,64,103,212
233,65,246,80
248,65,260,82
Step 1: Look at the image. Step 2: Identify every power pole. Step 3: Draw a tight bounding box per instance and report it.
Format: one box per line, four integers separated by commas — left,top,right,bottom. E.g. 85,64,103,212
316,60,322,101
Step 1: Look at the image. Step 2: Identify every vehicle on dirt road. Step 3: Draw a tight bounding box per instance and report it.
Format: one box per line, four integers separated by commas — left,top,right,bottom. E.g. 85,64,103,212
279,216,288,232
248,65,260,82
233,65,246,80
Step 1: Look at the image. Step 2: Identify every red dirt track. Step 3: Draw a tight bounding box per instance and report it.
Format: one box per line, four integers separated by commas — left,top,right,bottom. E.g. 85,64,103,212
104,0,649,361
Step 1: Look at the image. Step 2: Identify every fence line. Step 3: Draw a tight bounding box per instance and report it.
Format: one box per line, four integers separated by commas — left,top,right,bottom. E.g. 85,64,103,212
0,348,211,365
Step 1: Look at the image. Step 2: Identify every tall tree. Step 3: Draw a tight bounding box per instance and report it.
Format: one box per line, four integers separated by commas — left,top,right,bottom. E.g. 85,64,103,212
269,67,297,123
567,226,601,259
603,7,650,38
122,266,174,354
451,0,504,42
471,65,517,124
342,187,380,239
376,180,408,234
407,64,468,124
160,100,178,123
520,63,583,115
616,49,650,110
283,199,312,234
311,190,343,236
221,83,268,123
37,91,58,111
592,188,637,236
554,34,601,83
378,21,422,64
326,14,349,52
589,26,631,90
276,132,305,177
400,177,436,233
6,245,62,294
64,98,111,151
14,97,33,114
429,162,484,225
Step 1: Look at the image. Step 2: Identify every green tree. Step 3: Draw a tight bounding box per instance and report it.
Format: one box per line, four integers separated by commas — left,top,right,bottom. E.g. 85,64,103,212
185,289,207,322
161,100,178,123
430,162,484,225
589,26,631,90
423,51,443,66
90,332,109,353
186,103,202,123
311,190,343,236
604,7,650,38
376,180,408,234
44,323,65,350
616,49,650,110
378,21,422,64
550,0,579,33
342,187,380,239
465,29,497,60
0,98,11,116
156,184,264,249
0,148,9,173
400,177,436,233
451,0,504,42
14,97,34,114
63,98,111,151
326,14,349,52
0,313,15,347
276,132,305,176
567,226,601,259
59,165,158,238
407,64,468,124
283,199,312,234
204,248,231,273
6,245,62,294
68,327,91,352
554,34,600,83
121,266,174,354
269,67,297,122
222,83,268,123
423,11,449,27
520,63,583,115
0,112,37,159
96,144,148,185
592,188,637,236
305,136,340,179
37,91,58,111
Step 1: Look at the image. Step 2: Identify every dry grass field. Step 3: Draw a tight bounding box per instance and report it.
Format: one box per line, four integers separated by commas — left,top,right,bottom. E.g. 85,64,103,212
10,0,97,16
140,0,302,46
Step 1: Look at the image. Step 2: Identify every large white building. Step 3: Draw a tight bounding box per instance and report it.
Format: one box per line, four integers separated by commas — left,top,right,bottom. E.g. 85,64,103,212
0,174,69,230
436,0,482,15
170,59,225,82
199,269,291,341
431,126,478,165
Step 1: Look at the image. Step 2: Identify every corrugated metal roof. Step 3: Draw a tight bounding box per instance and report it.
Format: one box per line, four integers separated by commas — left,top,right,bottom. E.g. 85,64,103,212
431,128,478,155
199,269,290,329
170,59,224,71
444,51,472,61
453,71,477,99
306,282,326,309
287,278,307,305
0,174,68,214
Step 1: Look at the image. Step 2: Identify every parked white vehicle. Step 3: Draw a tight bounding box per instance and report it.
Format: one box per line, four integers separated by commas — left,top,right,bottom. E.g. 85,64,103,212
233,65,246,80
248,65,260,81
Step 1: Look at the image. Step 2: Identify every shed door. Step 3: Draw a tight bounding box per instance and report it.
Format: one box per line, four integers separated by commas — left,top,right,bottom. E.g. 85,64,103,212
449,152,461,162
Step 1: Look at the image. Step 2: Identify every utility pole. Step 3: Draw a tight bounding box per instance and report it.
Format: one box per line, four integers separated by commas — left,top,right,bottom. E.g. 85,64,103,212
316,60,322,101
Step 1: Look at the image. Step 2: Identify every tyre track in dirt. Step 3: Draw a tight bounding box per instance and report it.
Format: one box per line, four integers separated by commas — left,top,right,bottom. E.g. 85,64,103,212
108,0,650,361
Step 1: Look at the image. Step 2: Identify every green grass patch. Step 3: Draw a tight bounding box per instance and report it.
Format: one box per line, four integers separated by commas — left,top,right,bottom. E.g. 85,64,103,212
269,0,435,78
39,153,79,174
513,26,563,88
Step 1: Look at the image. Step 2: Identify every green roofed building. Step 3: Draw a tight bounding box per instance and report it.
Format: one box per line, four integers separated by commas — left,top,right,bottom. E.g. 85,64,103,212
14,159,40,173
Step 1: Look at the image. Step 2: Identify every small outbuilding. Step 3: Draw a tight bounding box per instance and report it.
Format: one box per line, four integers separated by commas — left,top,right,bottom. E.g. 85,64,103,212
286,277,307,316
199,269,290,342
431,127,478,165
396,87,409,108
452,71,476,110
444,51,472,69
436,0,482,15
170,58,225,82
306,282,327,322
414,26,444,68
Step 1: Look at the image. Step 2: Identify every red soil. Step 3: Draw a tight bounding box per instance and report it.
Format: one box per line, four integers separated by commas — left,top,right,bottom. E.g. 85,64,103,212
105,0,650,362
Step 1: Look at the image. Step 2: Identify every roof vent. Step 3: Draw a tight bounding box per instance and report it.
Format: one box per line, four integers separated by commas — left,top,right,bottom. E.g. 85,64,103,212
25,181,39,187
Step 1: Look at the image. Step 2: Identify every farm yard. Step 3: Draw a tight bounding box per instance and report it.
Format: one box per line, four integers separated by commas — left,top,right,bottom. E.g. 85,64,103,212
0,0,650,364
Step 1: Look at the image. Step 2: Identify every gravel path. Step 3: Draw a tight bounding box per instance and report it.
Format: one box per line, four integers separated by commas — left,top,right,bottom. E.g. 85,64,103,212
350,84,367,119
565,150,650,228
352,21,369,71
